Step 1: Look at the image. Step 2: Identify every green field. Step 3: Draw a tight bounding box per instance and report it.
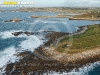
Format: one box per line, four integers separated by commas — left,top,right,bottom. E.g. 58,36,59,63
56,24,100,54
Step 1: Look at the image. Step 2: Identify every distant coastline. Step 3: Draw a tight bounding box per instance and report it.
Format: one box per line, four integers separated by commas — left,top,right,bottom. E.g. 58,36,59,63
1,7,100,21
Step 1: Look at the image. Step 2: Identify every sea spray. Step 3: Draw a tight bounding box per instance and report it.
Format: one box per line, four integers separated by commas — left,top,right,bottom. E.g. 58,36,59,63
0,30,44,74
0,46,19,74
0,30,23,39
19,35,44,52
42,61,100,75
0,46,17,68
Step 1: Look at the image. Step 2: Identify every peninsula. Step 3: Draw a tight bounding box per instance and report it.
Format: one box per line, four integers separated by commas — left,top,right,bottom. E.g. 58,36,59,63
5,24,100,75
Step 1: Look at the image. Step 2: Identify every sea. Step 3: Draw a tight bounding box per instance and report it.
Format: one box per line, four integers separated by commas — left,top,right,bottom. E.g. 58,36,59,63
0,8,100,75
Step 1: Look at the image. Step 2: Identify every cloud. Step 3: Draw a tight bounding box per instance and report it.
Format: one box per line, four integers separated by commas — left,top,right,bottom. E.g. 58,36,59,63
62,0,100,7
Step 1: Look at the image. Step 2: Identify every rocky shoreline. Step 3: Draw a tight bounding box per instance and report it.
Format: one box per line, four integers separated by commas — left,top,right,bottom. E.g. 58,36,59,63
2,26,100,75
69,17,100,21
4,32,68,75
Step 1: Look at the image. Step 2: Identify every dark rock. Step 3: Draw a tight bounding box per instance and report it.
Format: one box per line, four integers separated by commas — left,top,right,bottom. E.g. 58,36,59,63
12,31,34,36
5,63,14,75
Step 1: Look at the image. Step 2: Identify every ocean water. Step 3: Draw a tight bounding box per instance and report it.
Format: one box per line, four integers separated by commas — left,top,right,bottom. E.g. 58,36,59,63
0,11,100,75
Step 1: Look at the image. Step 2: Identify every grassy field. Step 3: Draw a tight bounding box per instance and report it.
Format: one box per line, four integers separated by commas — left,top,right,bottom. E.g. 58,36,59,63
56,24,100,54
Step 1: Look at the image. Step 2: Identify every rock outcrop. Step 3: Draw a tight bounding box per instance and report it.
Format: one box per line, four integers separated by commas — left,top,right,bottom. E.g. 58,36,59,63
5,18,22,22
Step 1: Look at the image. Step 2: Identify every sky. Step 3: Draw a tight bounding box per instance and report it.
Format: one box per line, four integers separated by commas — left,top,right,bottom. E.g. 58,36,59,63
1,0,100,7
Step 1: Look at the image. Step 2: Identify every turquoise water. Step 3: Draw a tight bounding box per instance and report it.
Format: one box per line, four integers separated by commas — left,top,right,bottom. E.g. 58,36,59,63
0,11,100,75
89,66,100,75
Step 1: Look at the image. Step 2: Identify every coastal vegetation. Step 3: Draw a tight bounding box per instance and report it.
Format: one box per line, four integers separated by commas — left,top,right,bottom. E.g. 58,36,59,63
56,24,100,54
69,11,100,20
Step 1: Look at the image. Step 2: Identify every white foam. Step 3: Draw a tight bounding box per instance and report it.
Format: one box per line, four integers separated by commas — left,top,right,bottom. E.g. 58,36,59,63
0,30,44,52
43,61,100,75
0,30,23,39
29,19,60,25
0,31,14,39
0,46,19,70
19,35,43,52
0,31,44,74
0,30,37,39
41,20,58,24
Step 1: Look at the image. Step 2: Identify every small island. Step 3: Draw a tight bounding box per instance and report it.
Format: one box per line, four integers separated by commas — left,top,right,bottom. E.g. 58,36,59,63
5,18,22,22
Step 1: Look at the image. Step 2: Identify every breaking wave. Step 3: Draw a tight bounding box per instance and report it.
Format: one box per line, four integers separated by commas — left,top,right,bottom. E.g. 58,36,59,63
43,61,100,75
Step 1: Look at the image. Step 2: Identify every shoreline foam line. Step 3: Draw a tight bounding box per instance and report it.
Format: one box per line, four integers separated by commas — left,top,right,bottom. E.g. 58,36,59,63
42,61,100,75
0,46,19,74
0,30,45,74
19,35,44,52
